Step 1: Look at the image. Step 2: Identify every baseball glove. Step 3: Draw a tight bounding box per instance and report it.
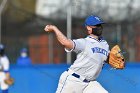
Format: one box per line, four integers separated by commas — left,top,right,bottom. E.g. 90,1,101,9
4,78,14,86
109,45,125,69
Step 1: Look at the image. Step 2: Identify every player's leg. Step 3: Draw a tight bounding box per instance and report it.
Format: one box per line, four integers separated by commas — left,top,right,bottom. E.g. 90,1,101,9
1,81,9,93
56,71,69,93
83,81,108,93
56,71,88,93
60,75,88,93
0,73,9,93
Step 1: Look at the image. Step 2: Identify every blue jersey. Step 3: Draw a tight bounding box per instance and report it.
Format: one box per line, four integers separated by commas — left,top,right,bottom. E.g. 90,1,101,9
17,56,32,66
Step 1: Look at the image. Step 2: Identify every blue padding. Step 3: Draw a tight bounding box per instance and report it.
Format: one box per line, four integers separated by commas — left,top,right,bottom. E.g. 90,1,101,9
1,63,139,93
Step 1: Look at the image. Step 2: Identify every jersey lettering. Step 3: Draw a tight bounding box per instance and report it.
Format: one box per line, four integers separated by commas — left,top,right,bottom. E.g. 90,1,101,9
91,47,108,56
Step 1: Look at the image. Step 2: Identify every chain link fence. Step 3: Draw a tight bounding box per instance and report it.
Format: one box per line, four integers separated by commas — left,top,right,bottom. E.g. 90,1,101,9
1,0,140,63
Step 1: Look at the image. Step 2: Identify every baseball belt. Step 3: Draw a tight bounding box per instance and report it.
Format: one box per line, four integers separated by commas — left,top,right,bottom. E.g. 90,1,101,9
66,69,89,83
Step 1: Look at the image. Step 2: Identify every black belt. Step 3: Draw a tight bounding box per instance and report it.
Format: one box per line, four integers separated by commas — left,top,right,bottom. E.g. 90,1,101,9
67,69,89,83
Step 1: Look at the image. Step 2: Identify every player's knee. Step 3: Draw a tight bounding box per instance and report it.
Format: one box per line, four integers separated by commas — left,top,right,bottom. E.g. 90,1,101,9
104,90,108,93
100,88,108,93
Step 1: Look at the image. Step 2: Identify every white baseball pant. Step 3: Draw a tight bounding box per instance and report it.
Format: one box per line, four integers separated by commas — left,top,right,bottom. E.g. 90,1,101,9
56,70,108,93
0,72,9,90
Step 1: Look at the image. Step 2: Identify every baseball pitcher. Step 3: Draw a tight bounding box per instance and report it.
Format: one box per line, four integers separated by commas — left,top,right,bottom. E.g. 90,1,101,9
44,15,125,93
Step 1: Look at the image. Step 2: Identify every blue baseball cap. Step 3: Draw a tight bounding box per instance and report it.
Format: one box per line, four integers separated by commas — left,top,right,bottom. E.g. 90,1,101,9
84,15,104,26
20,48,28,53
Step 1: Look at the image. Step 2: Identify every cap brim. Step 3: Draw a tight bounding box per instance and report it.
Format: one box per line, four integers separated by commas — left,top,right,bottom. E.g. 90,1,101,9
84,22,105,27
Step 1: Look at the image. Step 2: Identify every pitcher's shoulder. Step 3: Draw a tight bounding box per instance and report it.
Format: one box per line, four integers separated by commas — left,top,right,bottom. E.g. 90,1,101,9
100,38,109,45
